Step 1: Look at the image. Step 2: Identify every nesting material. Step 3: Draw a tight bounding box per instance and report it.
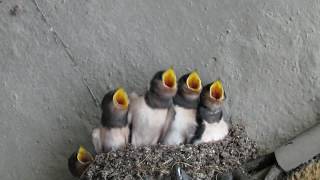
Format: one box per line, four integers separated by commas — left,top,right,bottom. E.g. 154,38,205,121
81,124,258,180
288,155,320,180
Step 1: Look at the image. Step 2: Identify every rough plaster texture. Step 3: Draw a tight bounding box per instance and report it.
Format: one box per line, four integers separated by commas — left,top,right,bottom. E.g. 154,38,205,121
0,0,320,179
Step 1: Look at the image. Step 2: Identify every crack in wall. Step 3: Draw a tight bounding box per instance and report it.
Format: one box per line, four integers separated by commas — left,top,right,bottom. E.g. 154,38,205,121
32,0,77,67
32,0,100,107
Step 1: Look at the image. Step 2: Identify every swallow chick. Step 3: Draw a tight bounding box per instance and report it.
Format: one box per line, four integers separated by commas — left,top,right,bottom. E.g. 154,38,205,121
129,67,177,146
191,80,229,144
92,88,130,153
162,71,202,145
68,146,94,178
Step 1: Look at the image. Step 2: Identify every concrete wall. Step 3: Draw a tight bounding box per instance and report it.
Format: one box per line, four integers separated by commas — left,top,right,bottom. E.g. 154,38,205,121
0,0,319,179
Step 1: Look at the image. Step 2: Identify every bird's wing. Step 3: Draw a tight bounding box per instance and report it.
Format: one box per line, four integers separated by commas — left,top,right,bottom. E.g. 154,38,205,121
158,105,176,143
92,128,102,154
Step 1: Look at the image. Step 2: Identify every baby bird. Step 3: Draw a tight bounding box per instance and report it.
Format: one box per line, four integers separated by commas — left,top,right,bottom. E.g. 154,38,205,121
191,80,229,144
129,67,177,146
68,146,94,178
92,88,130,153
162,71,202,145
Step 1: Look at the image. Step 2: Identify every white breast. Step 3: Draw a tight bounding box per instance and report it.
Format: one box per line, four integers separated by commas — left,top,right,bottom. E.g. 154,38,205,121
199,119,229,143
129,96,168,146
92,127,129,153
163,105,197,145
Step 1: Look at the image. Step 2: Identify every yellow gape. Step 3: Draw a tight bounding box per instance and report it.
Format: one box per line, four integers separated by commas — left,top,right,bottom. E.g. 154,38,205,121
77,146,93,164
210,80,224,101
113,88,129,109
162,67,177,89
186,71,202,92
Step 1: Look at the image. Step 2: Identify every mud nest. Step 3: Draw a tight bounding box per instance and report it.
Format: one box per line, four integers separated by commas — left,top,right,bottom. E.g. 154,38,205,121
287,155,320,180
81,124,258,180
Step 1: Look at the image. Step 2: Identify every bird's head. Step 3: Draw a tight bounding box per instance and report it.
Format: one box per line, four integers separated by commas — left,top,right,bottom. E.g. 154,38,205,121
149,67,177,99
76,146,93,164
177,70,202,101
68,146,93,177
200,80,226,109
112,88,129,110
101,88,130,127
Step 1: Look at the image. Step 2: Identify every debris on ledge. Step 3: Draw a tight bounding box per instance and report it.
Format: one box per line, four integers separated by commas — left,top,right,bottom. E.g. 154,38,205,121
81,124,258,179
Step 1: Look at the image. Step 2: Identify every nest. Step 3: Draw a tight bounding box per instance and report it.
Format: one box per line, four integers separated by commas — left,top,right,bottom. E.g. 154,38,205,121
287,155,320,180
81,124,258,180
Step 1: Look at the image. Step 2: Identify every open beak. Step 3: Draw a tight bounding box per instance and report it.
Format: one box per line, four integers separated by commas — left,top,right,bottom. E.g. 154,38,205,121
113,88,129,109
77,146,94,165
210,80,225,101
162,67,177,89
186,71,202,93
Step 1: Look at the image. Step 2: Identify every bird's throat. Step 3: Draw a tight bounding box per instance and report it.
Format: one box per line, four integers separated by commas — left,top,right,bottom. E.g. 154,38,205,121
198,105,223,124
145,91,173,109
173,93,198,109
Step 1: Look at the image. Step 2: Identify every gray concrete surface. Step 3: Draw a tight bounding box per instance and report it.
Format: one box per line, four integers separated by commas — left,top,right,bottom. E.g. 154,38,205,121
0,0,319,179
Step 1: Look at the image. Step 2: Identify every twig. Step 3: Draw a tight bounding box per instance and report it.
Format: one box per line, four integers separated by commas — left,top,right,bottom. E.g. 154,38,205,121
162,158,173,166
105,153,110,161
171,161,193,169
137,154,151,166
136,173,143,180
